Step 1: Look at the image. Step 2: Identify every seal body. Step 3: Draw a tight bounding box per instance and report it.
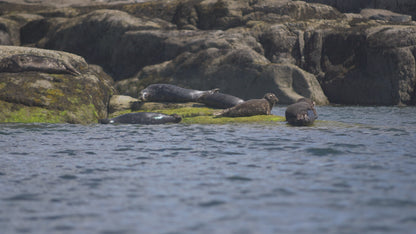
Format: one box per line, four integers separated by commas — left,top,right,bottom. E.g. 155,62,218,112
0,54,80,76
197,92,244,109
216,93,279,117
285,98,318,126
139,84,219,103
99,112,182,124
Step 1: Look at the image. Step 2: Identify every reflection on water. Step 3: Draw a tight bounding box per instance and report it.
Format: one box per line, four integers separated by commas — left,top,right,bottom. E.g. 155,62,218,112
1,106,416,234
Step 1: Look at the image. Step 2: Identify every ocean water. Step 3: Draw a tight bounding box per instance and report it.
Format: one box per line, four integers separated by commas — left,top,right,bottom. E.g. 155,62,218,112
1,106,416,234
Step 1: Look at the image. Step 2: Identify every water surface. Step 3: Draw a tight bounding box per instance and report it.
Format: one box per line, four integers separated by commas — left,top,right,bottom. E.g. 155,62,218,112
1,106,416,234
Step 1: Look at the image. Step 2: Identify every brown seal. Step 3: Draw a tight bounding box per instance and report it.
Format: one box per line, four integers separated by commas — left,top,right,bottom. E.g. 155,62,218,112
215,93,279,117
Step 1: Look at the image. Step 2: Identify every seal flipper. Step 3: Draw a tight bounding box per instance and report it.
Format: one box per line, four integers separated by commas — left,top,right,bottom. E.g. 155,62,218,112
63,61,81,76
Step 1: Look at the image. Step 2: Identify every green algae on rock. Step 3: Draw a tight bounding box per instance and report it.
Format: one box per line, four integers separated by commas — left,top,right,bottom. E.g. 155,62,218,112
0,46,115,124
109,105,285,125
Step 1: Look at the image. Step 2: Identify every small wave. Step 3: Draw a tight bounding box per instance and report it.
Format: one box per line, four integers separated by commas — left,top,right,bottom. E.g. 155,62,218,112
306,147,344,156
198,200,226,207
4,193,41,201
226,175,252,181
59,174,77,180
366,198,416,207
271,188,296,196
54,149,77,156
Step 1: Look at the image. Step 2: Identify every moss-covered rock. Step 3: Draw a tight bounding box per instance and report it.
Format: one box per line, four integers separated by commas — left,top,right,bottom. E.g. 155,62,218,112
109,104,285,125
0,46,115,124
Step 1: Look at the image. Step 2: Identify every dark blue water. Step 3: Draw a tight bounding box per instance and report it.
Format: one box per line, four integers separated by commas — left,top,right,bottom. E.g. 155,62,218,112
1,106,416,234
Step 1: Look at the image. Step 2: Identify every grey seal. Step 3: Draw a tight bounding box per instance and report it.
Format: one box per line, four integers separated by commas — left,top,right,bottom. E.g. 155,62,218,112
197,92,244,109
0,54,80,76
215,93,279,117
139,84,219,103
99,112,182,125
285,98,317,126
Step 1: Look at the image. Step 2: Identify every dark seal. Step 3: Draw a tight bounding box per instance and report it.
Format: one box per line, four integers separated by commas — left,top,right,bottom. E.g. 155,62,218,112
197,92,244,109
285,98,318,126
0,54,80,76
215,93,279,117
139,84,219,103
99,112,182,125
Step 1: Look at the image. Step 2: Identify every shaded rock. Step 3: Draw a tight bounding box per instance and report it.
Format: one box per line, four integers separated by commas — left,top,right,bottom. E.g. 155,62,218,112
43,9,175,78
300,0,416,20
0,46,115,124
360,9,412,23
109,28,262,80
309,25,416,105
0,17,20,45
20,18,52,45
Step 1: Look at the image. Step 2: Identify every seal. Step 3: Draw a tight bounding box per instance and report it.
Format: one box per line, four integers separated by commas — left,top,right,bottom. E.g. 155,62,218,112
139,84,219,103
0,54,80,76
285,98,318,126
197,92,244,109
99,112,182,125
215,93,279,117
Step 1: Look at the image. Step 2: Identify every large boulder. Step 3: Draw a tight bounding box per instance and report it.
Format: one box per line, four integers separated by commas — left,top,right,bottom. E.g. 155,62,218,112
43,9,175,79
302,24,416,105
0,46,115,124
301,0,416,20
116,40,329,105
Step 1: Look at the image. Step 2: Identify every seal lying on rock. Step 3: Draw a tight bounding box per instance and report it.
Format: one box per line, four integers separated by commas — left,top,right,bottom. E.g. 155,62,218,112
139,84,219,103
197,92,244,109
215,93,279,117
0,54,80,76
99,112,182,124
285,98,317,126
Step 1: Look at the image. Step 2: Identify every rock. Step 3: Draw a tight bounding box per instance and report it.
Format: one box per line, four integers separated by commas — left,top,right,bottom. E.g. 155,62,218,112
0,46,115,124
43,9,176,79
261,64,329,105
0,17,20,45
360,9,412,23
108,95,139,113
1,0,416,107
308,25,416,105
117,44,329,105
300,0,416,20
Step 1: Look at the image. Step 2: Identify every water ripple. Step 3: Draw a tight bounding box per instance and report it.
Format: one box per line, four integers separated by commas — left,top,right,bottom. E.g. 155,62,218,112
1,106,416,234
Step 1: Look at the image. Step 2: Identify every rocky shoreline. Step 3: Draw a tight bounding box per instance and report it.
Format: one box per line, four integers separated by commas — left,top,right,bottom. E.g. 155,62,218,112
1,0,416,123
